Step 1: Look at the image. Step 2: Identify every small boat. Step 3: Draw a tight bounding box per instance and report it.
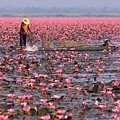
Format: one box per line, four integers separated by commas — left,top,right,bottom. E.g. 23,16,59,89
6,40,118,52
37,40,118,51
38,45,117,51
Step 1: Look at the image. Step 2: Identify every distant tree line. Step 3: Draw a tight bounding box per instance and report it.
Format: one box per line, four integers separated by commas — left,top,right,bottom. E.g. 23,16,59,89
0,7,120,17
0,6,120,14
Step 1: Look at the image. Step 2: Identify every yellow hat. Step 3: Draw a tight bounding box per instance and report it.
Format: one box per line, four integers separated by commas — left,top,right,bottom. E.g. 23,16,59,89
22,18,30,24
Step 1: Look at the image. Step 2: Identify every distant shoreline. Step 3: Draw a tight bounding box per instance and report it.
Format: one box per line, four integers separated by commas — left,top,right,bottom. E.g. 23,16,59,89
0,13,120,18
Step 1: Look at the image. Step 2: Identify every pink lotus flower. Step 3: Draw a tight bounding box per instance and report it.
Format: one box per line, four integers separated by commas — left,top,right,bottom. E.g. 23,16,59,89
81,74,87,78
40,115,50,120
30,79,36,83
70,48,75,50
39,83,46,87
25,94,32,100
106,87,113,91
68,86,74,91
33,72,39,78
57,109,66,115
112,113,120,120
106,91,112,95
53,95,61,100
0,72,3,76
0,76,4,81
56,69,62,74
23,106,31,115
112,108,119,113
33,106,38,112
75,87,81,92
20,102,27,107
56,115,64,119
112,78,118,82
28,68,33,73
17,78,23,84
98,104,106,112
0,72,4,80
65,77,73,84
18,95,26,101
41,87,48,93
0,115,8,120
7,94,15,99
7,108,14,114
54,79,60,83
114,82,119,87
48,102,55,110
114,100,120,107
82,101,88,109
40,99,48,104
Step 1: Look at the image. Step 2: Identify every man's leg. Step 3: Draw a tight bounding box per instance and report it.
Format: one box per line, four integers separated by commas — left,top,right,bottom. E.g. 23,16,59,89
20,33,23,46
23,34,27,47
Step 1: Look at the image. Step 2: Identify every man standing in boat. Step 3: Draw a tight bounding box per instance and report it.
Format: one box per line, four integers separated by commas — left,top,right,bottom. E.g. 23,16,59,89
102,39,110,46
19,18,32,47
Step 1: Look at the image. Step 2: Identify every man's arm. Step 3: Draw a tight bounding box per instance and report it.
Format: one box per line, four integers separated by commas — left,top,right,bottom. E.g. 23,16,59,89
28,24,32,33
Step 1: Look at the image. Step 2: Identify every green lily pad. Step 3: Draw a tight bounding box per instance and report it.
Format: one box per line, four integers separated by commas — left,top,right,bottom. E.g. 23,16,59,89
0,102,6,109
37,107,50,116
1,86,10,91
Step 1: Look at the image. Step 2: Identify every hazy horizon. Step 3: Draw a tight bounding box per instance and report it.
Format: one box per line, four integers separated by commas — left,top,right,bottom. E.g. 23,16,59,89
0,0,120,8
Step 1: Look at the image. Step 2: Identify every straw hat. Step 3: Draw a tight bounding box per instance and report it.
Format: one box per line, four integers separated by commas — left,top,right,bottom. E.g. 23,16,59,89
22,18,30,25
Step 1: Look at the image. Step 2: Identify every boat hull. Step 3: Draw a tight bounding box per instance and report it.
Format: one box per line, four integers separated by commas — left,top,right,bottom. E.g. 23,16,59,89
38,40,117,51
38,46,111,51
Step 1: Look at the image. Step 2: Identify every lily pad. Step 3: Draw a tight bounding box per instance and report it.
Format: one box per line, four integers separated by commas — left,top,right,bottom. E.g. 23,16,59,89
37,107,50,116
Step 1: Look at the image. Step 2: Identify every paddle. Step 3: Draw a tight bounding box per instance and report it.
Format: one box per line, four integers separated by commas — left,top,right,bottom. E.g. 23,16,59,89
28,33,35,47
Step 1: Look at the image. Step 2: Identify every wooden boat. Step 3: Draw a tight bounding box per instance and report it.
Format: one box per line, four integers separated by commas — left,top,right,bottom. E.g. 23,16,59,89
6,40,118,52
38,45,118,51
37,40,118,51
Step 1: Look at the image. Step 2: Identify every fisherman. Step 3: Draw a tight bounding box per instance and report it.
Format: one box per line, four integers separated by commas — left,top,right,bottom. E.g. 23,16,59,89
102,39,110,46
19,18,32,47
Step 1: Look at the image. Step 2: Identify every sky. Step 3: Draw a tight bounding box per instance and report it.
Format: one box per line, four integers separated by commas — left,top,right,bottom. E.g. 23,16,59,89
0,0,120,8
